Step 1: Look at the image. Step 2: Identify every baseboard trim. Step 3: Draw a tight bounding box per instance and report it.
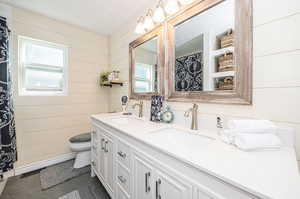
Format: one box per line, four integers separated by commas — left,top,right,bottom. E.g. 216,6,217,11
15,153,75,176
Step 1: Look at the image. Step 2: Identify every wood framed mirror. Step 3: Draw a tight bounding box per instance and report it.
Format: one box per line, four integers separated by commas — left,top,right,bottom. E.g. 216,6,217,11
129,25,165,100
165,0,253,105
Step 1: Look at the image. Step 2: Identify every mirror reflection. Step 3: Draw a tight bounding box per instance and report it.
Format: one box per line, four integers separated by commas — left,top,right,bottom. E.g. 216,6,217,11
134,37,158,93
174,0,235,92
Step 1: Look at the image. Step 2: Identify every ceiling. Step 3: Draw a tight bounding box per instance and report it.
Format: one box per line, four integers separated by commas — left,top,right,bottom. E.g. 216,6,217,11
0,0,156,35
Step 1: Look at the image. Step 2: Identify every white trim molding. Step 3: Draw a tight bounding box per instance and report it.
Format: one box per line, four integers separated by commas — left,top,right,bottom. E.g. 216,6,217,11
15,153,75,176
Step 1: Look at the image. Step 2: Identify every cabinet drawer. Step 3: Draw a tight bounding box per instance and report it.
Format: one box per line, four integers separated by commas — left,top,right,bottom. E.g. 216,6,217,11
117,139,131,169
117,184,130,199
117,163,131,196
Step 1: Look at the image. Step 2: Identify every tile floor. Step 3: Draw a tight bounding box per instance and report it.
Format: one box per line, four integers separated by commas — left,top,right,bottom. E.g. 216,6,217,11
1,170,110,199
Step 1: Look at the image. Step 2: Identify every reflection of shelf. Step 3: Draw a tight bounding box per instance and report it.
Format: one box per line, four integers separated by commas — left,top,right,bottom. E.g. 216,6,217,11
212,46,234,56
101,80,124,87
212,71,235,78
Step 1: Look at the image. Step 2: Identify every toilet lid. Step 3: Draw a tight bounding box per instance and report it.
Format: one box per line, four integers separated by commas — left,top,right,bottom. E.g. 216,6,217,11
69,132,91,143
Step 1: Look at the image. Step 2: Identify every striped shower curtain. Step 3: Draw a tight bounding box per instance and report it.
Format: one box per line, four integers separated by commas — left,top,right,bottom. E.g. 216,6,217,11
0,16,17,174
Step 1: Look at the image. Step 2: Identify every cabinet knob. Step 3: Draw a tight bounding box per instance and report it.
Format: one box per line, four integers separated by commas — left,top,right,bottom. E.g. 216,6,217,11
118,175,127,184
117,151,126,158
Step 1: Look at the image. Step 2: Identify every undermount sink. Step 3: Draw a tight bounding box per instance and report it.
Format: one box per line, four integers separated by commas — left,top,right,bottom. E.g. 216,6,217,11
146,128,215,150
109,116,145,125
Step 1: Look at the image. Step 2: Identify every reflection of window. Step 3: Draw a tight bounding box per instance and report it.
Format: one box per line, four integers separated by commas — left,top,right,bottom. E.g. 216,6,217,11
135,63,154,92
19,36,68,96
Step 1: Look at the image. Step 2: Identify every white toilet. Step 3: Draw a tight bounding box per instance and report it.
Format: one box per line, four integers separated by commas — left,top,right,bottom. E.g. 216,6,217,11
69,133,91,169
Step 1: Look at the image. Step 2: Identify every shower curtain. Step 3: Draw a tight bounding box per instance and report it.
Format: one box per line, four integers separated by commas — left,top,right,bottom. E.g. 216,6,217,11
0,16,17,174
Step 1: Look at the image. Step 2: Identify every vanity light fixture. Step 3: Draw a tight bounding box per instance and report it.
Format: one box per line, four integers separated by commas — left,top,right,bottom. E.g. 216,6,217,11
178,0,195,5
144,9,155,30
135,17,146,34
153,0,165,23
165,0,180,15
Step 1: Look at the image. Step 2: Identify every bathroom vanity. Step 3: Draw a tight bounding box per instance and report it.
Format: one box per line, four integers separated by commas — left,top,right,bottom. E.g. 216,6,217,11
91,114,300,199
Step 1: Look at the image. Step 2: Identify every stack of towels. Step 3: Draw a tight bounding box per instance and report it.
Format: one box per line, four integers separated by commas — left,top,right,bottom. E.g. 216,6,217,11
220,120,282,151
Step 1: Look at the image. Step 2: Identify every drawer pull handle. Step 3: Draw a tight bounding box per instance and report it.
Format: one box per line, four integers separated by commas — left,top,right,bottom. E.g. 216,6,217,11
118,151,126,158
104,141,109,153
101,139,105,150
156,179,161,199
118,175,127,184
145,172,151,193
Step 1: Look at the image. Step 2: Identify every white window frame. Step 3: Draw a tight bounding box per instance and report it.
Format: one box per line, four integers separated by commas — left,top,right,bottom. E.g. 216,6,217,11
18,36,68,96
135,63,154,92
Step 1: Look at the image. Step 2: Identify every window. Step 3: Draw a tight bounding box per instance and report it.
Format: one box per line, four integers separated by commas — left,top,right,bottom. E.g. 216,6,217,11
134,63,155,93
19,36,68,96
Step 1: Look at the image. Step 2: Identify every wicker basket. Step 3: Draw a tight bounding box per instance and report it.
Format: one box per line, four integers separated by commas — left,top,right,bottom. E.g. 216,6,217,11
218,53,235,72
217,76,234,90
220,29,234,48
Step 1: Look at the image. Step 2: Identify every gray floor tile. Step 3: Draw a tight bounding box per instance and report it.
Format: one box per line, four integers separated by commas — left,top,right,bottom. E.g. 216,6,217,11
1,172,110,199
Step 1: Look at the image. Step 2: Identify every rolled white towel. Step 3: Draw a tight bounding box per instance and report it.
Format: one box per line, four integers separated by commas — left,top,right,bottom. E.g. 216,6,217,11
219,129,236,144
228,120,277,134
234,133,282,151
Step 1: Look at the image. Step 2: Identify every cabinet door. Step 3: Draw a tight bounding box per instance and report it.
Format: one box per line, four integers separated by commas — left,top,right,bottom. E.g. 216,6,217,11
104,136,114,195
155,170,192,199
97,129,106,183
133,155,154,199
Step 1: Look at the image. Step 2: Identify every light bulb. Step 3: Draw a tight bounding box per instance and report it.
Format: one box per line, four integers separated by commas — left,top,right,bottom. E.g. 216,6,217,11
153,1,165,23
165,0,179,15
178,0,195,5
135,17,146,34
144,10,155,30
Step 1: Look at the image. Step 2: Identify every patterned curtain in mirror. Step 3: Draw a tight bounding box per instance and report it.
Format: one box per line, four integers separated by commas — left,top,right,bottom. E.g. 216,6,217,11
0,16,17,174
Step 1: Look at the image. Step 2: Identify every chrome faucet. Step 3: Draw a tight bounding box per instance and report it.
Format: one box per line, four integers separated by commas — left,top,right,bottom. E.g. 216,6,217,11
132,101,143,118
184,104,198,130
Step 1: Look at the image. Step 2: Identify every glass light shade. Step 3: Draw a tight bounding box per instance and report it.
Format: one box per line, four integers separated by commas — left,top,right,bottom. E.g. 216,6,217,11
144,15,155,30
153,6,165,23
135,18,146,34
178,0,195,5
165,0,179,15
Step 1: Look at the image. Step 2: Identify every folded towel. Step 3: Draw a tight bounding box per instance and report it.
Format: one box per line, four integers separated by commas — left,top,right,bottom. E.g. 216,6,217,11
228,120,277,134
234,133,282,151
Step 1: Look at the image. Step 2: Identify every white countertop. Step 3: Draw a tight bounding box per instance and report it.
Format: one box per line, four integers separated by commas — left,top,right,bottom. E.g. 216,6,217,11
91,113,300,199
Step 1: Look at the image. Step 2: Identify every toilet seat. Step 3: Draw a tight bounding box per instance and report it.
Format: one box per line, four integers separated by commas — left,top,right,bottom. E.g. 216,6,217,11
70,142,91,152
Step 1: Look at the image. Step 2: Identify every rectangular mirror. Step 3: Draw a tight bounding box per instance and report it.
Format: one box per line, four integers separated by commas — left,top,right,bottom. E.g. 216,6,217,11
129,26,164,99
166,0,252,104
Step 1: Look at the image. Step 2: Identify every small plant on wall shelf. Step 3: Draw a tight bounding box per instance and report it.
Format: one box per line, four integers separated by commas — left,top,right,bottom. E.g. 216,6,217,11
100,72,111,87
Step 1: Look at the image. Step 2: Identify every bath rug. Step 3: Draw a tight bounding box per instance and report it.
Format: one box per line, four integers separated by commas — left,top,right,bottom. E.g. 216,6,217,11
58,190,81,199
40,160,90,190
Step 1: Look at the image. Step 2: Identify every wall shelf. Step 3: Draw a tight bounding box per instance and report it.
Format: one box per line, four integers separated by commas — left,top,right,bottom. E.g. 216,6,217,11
101,81,124,87
212,71,235,78
212,46,234,57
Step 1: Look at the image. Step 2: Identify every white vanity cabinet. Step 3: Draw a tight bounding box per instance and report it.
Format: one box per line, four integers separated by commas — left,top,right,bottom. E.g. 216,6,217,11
133,153,192,199
91,124,115,198
91,118,262,199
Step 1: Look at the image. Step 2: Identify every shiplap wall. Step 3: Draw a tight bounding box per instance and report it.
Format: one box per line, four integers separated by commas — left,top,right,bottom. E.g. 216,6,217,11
10,7,109,167
109,0,300,162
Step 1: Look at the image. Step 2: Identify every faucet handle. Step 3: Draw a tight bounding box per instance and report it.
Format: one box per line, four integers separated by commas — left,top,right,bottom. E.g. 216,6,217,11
193,103,198,110
184,109,192,117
